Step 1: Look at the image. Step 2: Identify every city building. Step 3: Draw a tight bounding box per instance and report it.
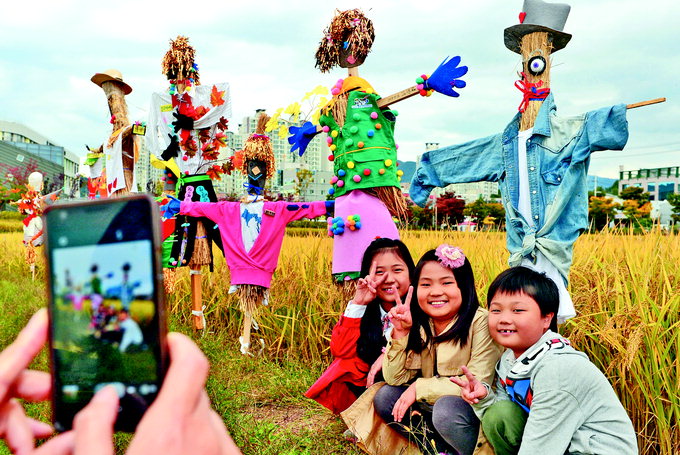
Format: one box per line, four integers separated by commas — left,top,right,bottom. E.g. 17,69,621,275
619,165,679,201
0,120,80,194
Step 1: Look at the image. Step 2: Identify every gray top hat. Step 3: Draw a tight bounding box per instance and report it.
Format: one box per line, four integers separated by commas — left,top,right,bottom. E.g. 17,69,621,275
504,0,572,54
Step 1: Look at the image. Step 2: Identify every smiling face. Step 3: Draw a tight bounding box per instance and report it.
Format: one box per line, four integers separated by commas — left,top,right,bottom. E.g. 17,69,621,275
488,291,554,358
373,250,410,307
416,261,462,332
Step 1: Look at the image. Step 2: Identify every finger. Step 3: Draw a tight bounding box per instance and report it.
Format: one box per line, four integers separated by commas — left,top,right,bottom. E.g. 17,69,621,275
393,287,402,306
155,333,209,415
450,376,467,388
14,370,51,402
27,417,53,439
73,386,118,455
373,272,388,287
34,431,75,455
368,260,377,280
3,399,34,455
0,310,48,402
403,286,414,307
366,374,374,387
461,365,478,385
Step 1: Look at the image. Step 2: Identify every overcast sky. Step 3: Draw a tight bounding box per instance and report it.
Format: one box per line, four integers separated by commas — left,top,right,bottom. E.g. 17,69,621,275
2,0,678,179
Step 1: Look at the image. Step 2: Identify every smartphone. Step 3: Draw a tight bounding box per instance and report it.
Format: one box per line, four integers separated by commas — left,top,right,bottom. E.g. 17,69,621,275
43,195,168,432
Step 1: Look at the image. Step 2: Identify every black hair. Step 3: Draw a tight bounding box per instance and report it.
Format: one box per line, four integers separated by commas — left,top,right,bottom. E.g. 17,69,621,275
406,249,480,353
356,238,415,366
486,267,559,332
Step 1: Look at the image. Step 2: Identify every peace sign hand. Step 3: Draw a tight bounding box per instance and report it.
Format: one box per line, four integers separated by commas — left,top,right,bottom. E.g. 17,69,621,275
450,365,488,404
387,285,413,339
353,260,388,306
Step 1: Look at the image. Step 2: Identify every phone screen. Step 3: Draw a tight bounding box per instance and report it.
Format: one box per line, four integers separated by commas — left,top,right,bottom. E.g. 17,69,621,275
44,196,166,432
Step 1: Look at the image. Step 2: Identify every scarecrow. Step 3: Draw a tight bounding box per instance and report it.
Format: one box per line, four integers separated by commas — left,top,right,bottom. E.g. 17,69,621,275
288,8,468,288
89,69,140,197
11,172,59,279
410,0,664,322
146,36,231,330
161,112,333,354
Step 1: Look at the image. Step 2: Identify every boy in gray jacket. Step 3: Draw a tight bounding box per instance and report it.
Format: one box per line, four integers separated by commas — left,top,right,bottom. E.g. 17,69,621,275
452,267,637,455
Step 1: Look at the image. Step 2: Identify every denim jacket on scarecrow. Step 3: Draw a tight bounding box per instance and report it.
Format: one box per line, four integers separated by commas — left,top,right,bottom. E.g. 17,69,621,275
410,94,628,282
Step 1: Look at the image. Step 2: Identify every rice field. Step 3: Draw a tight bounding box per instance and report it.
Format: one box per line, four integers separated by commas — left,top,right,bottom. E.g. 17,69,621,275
0,224,678,454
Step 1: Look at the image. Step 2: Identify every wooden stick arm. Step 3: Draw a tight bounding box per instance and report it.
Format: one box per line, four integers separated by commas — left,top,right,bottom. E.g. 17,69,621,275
626,97,666,109
377,86,420,108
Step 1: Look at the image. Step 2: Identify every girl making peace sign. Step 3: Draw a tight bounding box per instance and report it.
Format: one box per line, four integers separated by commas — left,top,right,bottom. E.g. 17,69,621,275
305,238,415,414
373,245,502,455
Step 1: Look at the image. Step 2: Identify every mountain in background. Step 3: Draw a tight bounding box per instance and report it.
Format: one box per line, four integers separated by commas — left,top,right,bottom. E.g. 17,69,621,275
399,160,618,194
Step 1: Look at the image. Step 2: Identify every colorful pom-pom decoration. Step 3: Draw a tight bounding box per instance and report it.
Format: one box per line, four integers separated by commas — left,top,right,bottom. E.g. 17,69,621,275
367,130,374,137
331,130,338,138
328,187,335,196
370,112,378,120
330,144,337,151
350,125,358,134
363,168,371,176
347,161,355,169
337,180,345,187
331,88,340,96
397,170,404,177
322,125,330,133
345,138,353,146
379,168,385,175
357,141,365,148
327,216,347,236
326,136,333,144
384,159,393,167
328,154,334,161
353,113,361,121
330,176,338,184
338,169,346,177
353,175,361,183
375,123,382,130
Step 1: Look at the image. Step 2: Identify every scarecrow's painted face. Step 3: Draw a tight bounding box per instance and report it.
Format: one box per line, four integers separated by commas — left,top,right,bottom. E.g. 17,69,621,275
246,159,267,193
338,43,367,68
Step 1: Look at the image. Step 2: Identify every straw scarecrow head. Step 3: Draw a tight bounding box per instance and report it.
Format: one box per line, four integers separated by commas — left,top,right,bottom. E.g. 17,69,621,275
239,113,274,195
161,36,200,85
505,0,571,129
315,9,375,72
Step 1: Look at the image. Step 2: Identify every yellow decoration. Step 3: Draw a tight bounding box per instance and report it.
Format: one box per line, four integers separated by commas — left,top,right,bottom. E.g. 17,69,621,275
330,144,337,151
331,130,338,138
397,170,404,177
347,161,355,169
278,125,289,139
384,159,393,167
265,108,283,132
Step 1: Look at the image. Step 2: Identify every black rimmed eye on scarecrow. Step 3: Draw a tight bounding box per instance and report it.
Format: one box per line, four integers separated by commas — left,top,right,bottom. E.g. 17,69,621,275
526,54,547,76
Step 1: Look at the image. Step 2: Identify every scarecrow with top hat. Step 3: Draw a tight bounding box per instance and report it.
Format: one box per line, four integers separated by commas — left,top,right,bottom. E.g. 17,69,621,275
146,36,232,331
410,0,664,322
87,69,140,197
162,111,334,354
287,8,468,290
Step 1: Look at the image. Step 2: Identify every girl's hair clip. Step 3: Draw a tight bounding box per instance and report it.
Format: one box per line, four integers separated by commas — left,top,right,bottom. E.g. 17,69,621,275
434,244,466,269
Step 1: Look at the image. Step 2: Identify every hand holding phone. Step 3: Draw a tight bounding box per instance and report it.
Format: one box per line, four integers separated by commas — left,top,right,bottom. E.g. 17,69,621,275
44,195,168,432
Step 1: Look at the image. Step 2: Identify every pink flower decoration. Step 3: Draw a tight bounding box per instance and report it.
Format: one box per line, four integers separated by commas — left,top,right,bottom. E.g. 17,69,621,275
435,244,466,269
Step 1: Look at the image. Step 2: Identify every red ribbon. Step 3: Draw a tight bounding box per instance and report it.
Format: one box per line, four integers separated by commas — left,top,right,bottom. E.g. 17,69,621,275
514,72,550,113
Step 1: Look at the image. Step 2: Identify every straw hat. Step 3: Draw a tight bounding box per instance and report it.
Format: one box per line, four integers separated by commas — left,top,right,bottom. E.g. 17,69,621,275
91,69,133,94
504,0,572,54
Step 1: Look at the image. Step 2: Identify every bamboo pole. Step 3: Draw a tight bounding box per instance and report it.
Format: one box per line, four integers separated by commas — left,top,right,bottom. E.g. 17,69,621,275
190,268,204,330
626,97,666,109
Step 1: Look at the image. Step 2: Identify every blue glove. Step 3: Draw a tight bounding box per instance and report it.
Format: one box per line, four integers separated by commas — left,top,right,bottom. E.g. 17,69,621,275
324,200,335,216
288,121,319,156
160,194,181,219
424,56,468,98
